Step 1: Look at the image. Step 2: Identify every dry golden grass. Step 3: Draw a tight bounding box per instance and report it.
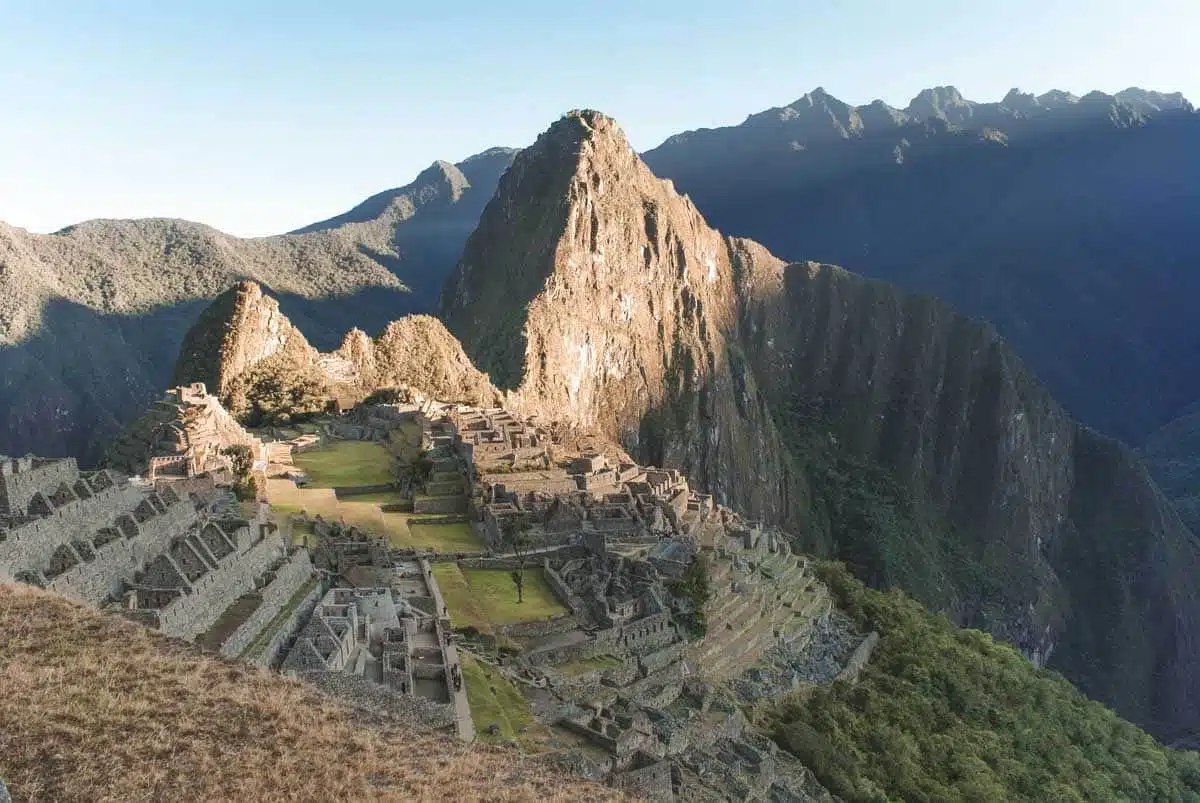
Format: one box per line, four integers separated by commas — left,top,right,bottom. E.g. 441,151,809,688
0,583,621,803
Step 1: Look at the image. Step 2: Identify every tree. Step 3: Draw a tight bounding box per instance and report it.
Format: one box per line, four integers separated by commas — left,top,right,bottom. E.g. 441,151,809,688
220,444,255,500
671,552,712,637
226,354,331,427
501,516,533,604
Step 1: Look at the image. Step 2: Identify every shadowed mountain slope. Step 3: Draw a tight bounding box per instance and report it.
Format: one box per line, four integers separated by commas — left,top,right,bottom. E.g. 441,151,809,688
641,86,1200,446
441,109,1200,740
0,147,514,464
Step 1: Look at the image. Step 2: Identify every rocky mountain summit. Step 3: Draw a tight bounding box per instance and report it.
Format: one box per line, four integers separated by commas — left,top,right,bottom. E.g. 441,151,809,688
172,280,500,413
0,147,514,465
441,109,1200,740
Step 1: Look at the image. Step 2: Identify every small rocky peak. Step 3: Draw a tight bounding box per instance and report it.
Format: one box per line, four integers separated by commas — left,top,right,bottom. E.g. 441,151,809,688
857,98,909,128
171,279,314,401
745,87,860,138
336,327,375,364
1001,87,1039,112
1115,87,1194,113
1036,89,1080,108
906,86,973,123
410,159,471,204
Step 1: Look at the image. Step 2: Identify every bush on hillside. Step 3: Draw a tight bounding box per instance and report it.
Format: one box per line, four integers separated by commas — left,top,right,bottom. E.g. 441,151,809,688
226,355,331,428
765,562,1200,802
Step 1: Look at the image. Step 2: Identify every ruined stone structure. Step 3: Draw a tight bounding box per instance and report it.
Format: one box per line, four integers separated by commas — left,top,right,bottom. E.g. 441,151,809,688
0,453,315,653
280,552,472,740
104,383,266,483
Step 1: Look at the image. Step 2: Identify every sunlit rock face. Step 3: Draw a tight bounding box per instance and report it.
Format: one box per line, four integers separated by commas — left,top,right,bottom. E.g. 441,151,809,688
441,109,1200,740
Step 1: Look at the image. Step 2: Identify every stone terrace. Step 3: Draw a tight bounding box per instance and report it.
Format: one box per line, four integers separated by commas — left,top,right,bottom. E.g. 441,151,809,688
0,453,315,653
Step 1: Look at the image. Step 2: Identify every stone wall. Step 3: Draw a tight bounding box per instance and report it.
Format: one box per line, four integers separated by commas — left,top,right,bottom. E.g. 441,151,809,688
44,500,195,605
836,631,879,683
0,457,80,516
218,549,316,659
246,577,326,669
414,496,467,515
612,761,673,802
153,532,287,641
494,614,579,640
0,484,135,579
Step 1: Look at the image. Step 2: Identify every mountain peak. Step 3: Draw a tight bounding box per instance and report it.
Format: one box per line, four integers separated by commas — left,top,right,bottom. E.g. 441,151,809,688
906,86,973,122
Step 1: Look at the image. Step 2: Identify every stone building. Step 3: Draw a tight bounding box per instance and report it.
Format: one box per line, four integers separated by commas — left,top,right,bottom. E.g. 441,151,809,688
104,383,266,483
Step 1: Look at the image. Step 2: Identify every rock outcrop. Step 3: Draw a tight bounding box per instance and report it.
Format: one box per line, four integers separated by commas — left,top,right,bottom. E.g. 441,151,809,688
172,282,499,411
440,110,1200,739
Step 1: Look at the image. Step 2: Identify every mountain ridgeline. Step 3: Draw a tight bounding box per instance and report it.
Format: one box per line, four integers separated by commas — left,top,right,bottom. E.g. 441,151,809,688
440,110,1200,741
0,148,514,464
642,85,1200,447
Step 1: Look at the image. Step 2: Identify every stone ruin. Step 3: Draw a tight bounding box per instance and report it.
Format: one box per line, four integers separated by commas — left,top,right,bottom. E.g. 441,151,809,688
104,383,267,485
278,553,473,740
0,453,316,664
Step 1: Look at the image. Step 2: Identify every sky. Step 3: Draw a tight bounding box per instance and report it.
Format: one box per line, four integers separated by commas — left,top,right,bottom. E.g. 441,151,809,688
1,0,1197,237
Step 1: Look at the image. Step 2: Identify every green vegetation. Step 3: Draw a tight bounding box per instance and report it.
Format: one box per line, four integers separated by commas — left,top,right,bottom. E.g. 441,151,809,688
220,444,255,501
669,552,712,637
431,565,567,633
555,654,624,678
406,520,482,552
362,386,411,405
291,440,395,488
460,653,547,748
227,353,332,427
765,562,1200,802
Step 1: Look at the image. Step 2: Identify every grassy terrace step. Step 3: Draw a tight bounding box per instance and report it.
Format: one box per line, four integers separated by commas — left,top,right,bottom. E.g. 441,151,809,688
196,593,263,652
239,576,321,662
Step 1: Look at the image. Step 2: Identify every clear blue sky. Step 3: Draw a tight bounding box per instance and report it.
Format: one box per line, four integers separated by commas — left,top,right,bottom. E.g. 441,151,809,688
2,0,1196,237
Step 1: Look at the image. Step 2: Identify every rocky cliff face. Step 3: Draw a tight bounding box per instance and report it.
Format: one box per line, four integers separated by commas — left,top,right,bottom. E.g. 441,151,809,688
441,110,1200,739
173,281,499,411
171,281,318,399
642,88,1200,445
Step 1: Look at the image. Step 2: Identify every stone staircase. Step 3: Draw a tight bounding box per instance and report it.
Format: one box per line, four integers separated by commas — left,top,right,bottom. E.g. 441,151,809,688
692,535,829,684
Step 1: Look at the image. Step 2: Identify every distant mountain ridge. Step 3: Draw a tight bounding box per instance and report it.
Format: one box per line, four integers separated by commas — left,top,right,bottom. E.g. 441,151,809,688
0,147,514,464
643,85,1200,447
657,85,1193,150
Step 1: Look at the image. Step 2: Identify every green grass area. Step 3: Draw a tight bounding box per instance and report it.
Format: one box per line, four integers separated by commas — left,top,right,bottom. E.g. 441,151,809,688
554,654,624,678
405,520,482,552
291,440,395,488
431,565,568,633
460,653,549,749
765,562,1200,803
239,577,321,662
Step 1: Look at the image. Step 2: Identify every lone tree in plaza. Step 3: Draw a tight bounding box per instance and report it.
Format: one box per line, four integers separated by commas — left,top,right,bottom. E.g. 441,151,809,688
501,516,534,604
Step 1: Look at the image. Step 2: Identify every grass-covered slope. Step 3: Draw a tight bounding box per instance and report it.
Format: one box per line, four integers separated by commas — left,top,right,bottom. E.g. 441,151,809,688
766,563,1200,803
0,582,614,803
